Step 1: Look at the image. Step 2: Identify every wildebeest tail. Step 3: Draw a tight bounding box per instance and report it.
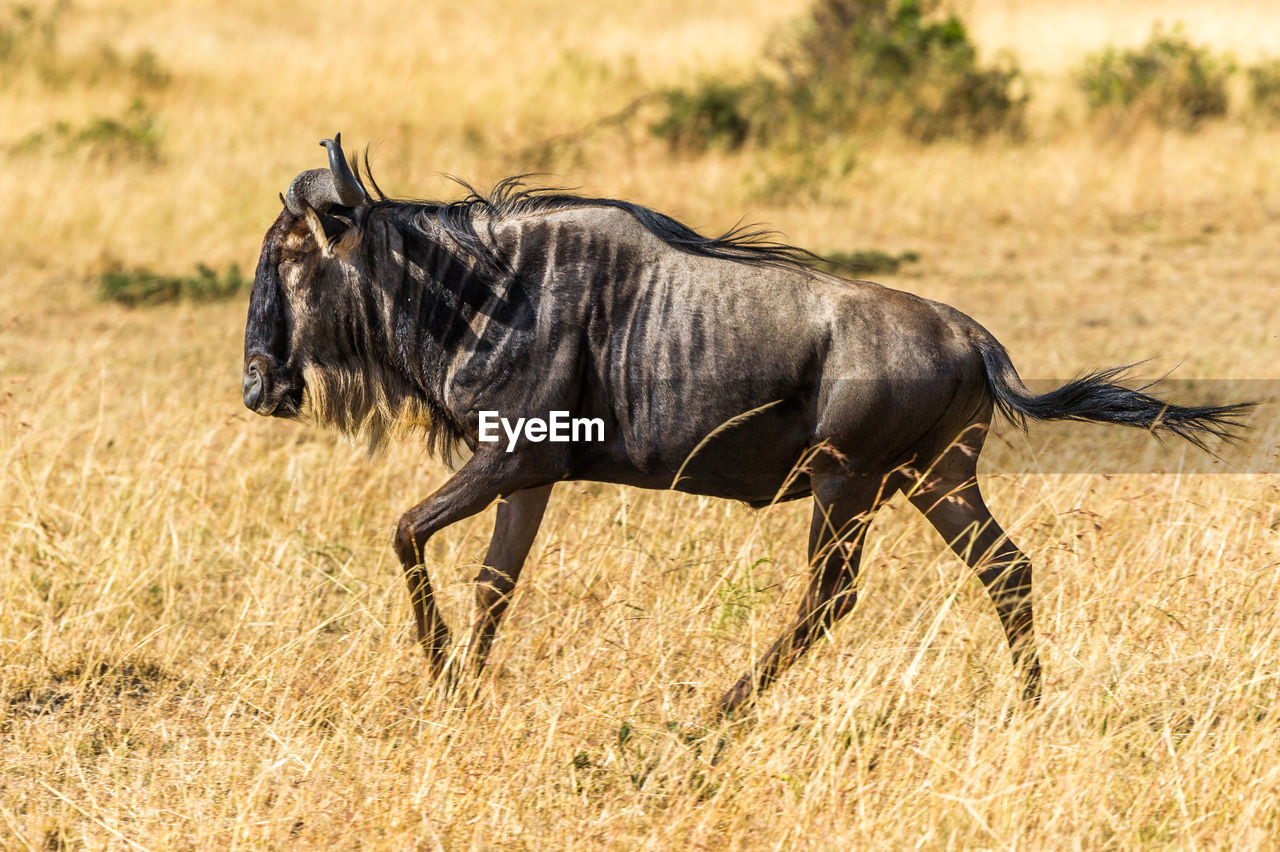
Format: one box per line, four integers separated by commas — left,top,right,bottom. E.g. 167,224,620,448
974,334,1254,451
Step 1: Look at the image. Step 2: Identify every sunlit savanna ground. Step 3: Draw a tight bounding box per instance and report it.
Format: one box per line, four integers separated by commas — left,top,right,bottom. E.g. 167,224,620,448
2,0,1280,848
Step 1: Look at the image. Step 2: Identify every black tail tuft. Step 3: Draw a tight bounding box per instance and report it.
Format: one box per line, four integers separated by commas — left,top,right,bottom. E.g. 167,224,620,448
976,338,1255,453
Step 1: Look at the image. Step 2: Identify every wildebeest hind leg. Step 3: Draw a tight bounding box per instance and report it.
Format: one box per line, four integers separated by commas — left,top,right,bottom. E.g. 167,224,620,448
393,452,556,681
907,461,1042,703
718,475,883,717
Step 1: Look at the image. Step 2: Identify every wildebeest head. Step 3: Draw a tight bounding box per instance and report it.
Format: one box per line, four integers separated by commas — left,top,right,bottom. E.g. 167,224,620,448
242,134,421,446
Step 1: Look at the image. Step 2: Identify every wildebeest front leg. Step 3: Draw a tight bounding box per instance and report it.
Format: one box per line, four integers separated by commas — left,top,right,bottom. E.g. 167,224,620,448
466,484,553,674
718,476,883,717
392,452,552,679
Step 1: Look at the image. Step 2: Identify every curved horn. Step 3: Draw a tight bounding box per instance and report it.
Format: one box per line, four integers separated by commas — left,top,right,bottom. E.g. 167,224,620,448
320,133,368,207
282,132,368,216
284,168,337,216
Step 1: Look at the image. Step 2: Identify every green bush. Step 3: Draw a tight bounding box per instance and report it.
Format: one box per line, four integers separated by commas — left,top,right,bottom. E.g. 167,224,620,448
3,5,168,165
0,2,61,72
1247,59,1280,120
651,0,1027,151
812,249,920,277
98,263,249,307
16,98,163,161
652,80,767,151
777,0,1025,141
1,1,169,89
1075,26,1233,128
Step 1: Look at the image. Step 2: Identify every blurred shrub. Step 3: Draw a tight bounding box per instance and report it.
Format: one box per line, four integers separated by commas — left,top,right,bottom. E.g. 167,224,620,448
16,98,164,161
811,248,920,276
776,0,1026,141
652,0,1027,151
0,1,169,89
99,263,249,307
1075,26,1233,128
1247,59,1280,120
78,44,171,89
651,79,766,151
0,2,61,72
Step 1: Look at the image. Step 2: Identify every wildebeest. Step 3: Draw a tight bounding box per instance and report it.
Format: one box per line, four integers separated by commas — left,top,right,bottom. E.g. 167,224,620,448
243,134,1251,714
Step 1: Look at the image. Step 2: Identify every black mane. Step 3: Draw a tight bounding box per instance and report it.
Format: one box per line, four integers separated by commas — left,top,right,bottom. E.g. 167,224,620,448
353,162,822,275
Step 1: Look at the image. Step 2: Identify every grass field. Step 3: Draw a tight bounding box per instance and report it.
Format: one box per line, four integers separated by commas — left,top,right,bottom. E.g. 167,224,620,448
3,1,1280,848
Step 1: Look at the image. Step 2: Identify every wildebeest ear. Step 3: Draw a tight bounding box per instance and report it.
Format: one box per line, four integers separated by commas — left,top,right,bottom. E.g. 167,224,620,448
300,200,363,258
300,202,335,258
330,223,363,257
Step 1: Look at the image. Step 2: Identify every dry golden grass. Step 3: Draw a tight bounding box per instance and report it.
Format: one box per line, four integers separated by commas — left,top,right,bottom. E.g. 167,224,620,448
2,1,1279,848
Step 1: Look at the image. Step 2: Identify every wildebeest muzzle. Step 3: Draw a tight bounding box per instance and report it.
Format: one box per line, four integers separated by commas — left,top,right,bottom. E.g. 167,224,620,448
242,353,299,417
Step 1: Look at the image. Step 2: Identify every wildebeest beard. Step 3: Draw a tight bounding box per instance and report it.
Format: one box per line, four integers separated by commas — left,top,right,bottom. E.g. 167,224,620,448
297,358,442,457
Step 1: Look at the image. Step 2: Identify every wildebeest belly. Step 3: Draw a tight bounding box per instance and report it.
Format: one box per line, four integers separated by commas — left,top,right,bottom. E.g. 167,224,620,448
575,331,824,500
567,412,818,503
